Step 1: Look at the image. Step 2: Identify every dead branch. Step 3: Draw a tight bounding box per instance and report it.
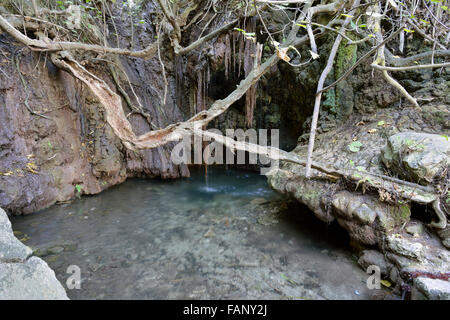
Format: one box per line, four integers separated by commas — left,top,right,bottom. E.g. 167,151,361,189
371,62,450,71
372,4,419,108
385,49,450,67
318,26,406,94
0,14,160,59
305,0,359,178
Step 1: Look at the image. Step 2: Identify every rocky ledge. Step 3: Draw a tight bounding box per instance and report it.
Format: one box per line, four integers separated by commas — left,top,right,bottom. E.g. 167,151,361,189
268,106,450,299
0,207,68,299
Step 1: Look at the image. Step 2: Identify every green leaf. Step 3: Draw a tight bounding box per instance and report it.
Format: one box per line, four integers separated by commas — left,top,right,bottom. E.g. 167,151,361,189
377,120,385,126
349,141,363,152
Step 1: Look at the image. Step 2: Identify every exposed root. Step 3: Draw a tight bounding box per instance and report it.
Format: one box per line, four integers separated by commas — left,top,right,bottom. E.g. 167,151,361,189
429,199,448,229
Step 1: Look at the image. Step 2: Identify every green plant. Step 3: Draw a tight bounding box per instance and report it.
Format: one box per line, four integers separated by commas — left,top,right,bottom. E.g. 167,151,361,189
348,141,362,152
75,184,83,198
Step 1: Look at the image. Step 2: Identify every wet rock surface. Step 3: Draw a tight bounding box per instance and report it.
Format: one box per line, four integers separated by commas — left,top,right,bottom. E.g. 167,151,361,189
0,208,68,299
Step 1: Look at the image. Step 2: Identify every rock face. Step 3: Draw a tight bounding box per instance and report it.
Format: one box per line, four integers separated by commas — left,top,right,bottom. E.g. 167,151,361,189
0,30,189,215
268,99,450,299
381,132,450,184
0,208,68,299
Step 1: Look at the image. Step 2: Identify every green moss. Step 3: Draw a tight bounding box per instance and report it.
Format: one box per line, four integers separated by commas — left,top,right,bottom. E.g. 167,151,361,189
335,39,357,80
392,204,411,224
333,38,357,118
296,187,322,203
322,88,337,113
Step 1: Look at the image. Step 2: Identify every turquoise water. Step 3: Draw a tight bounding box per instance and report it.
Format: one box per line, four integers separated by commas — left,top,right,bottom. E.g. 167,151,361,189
12,167,386,299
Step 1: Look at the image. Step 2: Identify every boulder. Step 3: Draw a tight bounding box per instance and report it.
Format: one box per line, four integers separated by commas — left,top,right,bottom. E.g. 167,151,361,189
358,250,388,275
413,277,450,300
0,257,68,300
331,191,377,225
386,234,425,261
381,132,450,184
0,208,68,300
437,226,450,249
0,208,32,262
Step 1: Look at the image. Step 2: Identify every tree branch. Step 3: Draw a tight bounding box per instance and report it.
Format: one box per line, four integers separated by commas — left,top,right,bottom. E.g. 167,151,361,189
371,62,450,71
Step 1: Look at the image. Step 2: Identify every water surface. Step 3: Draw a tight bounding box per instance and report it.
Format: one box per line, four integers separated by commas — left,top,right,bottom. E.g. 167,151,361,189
12,167,384,299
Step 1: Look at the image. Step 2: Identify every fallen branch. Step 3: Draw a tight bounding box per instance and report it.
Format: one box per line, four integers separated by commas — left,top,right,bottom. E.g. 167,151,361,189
371,62,450,71
385,49,450,67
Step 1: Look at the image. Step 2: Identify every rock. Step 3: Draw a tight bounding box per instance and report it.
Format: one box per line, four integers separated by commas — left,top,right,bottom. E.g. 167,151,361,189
47,246,65,255
0,208,68,299
442,238,450,249
0,209,32,262
381,132,450,184
411,286,428,300
332,191,377,225
405,222,425,238
204,227,215,238
268,170,333,223
386,235,424,261
389,266,400,284
357,250,388,275
250,198,268,206
336,218,377,245
413,277,450,300
437,226,450,249
0,257,68,300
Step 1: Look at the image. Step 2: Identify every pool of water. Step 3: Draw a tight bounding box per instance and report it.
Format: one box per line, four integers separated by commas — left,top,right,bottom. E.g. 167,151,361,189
12,167,386,299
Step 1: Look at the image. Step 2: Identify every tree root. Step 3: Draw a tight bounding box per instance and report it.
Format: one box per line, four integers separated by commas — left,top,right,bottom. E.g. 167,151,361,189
429,199,448,229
